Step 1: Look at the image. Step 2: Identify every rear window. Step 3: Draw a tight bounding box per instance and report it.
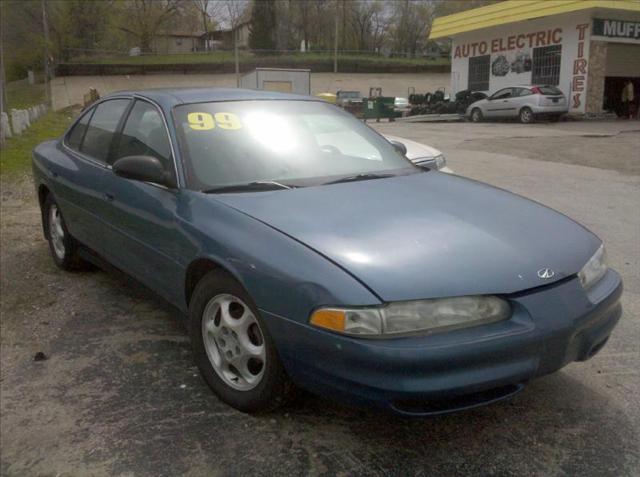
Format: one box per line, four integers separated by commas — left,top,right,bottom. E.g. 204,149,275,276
537,85,563,95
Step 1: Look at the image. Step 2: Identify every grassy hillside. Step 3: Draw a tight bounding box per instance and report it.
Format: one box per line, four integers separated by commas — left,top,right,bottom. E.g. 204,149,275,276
1,109,74,175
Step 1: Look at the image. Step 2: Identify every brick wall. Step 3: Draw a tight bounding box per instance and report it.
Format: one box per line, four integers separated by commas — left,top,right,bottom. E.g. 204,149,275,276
586,41,607,114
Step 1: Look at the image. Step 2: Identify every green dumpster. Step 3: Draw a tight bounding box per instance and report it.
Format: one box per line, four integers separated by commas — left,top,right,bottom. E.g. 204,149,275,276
362,97,399,122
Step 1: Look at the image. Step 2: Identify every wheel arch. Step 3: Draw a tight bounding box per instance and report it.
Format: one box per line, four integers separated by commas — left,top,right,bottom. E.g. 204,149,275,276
519,105,534,121
38,183,50,208
184,257,246,309
38,184,51,239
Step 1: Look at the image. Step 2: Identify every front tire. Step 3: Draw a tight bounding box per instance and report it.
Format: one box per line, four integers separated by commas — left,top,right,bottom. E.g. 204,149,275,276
43,195,86,271
189,270,296,413
471,108,483,123
519,107,534,124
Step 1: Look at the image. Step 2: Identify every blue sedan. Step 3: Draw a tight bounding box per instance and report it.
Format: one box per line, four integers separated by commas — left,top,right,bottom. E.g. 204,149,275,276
32,88,623,415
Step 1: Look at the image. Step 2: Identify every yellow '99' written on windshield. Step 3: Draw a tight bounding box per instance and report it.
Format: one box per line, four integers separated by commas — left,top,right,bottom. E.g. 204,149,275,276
187,112,242,130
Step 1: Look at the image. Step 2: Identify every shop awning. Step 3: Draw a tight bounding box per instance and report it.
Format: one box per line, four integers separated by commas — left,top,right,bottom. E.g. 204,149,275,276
430,0,640,39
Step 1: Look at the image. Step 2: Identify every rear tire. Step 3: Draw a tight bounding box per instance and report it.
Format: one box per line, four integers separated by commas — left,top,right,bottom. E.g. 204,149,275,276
471,108,483,123
519,107,534,124
43,195,87,271
189,270,296,413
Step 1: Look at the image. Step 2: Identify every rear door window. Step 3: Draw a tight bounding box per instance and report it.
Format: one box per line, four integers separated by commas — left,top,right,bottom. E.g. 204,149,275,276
81,99,130,162
66,109,94,151
516,88,533,97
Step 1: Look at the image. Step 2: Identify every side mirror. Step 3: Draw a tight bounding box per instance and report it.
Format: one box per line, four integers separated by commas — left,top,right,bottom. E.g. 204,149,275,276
389,140,407,156
113,155,176,188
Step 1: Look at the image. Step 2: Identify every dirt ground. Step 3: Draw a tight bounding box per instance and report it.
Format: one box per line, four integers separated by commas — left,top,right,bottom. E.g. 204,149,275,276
1,119,639,476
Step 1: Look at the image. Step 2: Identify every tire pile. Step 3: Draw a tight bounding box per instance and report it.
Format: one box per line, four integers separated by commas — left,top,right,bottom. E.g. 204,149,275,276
408,89,487,116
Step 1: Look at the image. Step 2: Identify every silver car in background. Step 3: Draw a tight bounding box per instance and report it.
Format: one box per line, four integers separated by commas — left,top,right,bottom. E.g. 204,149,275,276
466,85,568,124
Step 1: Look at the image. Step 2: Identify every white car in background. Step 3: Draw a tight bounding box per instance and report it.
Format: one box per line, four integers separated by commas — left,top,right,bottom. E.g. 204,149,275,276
384,135,453,173
394,97,410,113
466,85,568,123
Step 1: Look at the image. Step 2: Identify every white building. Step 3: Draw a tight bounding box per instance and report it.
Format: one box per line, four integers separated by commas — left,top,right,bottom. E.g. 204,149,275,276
430,0,640,116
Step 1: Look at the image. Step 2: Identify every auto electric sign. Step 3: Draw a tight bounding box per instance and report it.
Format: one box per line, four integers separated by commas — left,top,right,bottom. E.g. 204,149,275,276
592,19,640,40
453,28,562,58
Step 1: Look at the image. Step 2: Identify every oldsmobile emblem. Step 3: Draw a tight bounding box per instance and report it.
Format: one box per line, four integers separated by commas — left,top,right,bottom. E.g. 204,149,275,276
537,268,555,279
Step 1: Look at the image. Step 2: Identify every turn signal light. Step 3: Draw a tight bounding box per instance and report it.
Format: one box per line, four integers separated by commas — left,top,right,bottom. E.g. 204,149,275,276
309,309,345,332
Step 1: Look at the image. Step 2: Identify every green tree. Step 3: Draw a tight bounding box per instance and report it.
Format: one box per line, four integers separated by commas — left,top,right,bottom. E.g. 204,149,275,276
249,0,277,51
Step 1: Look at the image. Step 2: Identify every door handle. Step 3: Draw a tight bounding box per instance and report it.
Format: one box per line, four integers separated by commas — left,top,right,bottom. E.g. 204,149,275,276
104,192,114,202
47,169,58,178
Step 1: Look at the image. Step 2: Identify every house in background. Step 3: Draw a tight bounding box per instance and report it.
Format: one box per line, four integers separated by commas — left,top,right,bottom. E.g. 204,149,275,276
425,40,451,60
152,31,206,54
204,21,251,50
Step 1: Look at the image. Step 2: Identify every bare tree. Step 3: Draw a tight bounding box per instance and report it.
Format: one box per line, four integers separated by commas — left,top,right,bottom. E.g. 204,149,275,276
346,0,380,51
192,0,224,50
217,0,248,85
389,0,435,57
370,2,388,53
118,0,180,53
297,0,311,51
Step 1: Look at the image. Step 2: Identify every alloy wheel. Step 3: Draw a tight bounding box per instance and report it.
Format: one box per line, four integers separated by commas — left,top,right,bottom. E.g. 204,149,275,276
201,294,266,391
520,108,533,123
48,204,66,260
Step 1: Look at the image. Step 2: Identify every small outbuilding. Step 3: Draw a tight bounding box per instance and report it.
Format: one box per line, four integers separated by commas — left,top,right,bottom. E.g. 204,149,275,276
430,0,640,116
240,68,311,95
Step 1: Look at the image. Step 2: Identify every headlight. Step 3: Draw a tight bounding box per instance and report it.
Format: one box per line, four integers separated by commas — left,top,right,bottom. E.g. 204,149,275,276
433,154,446,169
310,295,510,337
578,244,607,289
414,154,446,170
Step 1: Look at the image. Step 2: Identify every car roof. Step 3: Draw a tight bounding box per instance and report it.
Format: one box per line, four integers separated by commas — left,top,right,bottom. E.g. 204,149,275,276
102,87,318,109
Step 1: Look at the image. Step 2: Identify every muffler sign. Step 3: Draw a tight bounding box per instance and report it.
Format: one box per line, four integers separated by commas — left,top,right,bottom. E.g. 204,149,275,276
593,19,640,40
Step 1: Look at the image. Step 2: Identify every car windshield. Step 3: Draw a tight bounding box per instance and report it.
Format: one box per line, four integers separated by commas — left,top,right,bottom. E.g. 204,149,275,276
174,100,417,191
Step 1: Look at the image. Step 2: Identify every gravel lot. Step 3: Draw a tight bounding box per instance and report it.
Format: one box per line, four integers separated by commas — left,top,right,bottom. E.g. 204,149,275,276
1,118,639,477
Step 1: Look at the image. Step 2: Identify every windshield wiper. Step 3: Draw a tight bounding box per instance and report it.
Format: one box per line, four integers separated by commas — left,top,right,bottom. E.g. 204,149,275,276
324,173,395,185
202,180,294,194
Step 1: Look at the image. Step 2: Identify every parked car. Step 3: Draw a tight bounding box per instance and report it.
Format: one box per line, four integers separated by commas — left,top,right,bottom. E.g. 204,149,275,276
33,88,622,416
382,134,452,173
393,97,410,113
315,92,337,104
466,85,568,123
336,90,362,107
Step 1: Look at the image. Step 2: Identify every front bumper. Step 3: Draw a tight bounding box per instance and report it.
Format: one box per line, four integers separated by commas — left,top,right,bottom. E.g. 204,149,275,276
263,270,623,416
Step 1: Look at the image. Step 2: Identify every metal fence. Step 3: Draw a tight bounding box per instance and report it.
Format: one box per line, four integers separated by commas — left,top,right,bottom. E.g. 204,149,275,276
59,47,450,64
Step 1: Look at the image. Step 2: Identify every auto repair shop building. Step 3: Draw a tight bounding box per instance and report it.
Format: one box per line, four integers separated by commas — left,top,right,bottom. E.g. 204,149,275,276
430,0,640,116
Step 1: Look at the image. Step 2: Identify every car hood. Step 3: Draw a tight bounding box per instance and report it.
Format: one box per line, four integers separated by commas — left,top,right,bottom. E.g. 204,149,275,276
213,172,600,302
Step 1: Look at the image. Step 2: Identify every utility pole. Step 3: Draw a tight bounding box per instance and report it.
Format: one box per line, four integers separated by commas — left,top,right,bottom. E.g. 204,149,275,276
0,5,6,149
234,29,240,87
333,0,338,73
42,0,50,104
